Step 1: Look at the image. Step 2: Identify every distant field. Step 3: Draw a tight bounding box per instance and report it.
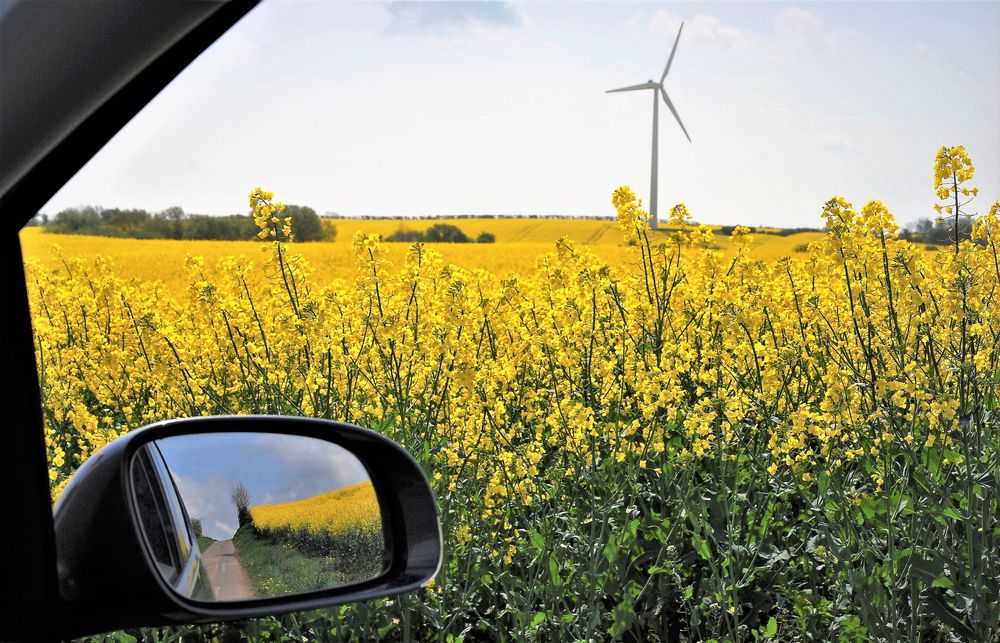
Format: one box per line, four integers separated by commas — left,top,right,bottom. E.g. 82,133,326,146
19,222,827,295
329,217,628,245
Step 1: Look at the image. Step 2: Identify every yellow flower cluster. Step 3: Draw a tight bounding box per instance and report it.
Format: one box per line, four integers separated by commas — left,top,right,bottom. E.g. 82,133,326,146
933,145,976,202
668,202,691,227
612,186,647,241
932,145,979,233
250,186,292,241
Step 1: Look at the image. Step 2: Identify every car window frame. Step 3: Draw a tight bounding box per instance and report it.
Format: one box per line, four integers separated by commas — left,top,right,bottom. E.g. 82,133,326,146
131,446,185,580
1,3,259,638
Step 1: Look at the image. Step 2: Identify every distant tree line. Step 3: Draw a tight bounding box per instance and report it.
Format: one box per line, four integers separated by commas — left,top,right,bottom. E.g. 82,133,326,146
325,213,617,221
713,225,823,236
385,223,495,244
899,216,974,246
40,205,333,242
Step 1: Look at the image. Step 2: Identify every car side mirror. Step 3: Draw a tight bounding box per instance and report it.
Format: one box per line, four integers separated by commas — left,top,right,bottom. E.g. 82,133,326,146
52,416,441,638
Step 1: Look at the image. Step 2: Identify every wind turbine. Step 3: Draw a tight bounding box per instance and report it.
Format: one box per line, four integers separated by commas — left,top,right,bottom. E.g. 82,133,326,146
607,22,691,230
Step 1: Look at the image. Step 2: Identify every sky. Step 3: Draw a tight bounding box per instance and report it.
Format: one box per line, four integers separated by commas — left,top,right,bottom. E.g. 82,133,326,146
40,1,999,228
155,432,372,540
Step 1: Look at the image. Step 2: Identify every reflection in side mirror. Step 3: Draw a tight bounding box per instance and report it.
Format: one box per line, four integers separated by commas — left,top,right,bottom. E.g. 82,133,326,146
52,416,440,638
130,433,386,602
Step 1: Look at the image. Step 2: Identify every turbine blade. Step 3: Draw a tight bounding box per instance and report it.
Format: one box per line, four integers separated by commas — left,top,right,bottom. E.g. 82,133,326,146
606,82,657,93
660,22,684,82
661,88,691,143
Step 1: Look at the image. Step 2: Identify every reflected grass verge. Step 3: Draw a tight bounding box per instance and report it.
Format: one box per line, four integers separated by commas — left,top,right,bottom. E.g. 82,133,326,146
195,535,215,553
233,524,383,598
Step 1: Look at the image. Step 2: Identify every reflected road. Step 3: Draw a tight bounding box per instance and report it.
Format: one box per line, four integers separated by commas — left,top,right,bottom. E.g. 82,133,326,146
201,540,253,600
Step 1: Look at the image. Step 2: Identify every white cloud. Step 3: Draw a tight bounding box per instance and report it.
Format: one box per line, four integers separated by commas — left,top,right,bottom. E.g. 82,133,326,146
819,133,862,154
383,1,522,37
648,10,759,56
773,6,821,40
171,472,239,540
912,42,935,59
255,433,370,495
643,7,851,64
773,6,859,49
647,9,681,36
211,519,236,539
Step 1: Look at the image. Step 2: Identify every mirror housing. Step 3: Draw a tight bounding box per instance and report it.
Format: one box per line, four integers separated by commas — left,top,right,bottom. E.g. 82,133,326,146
52,416,441,638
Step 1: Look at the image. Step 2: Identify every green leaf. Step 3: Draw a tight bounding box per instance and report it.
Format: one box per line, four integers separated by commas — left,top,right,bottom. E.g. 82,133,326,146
529,529,545,551
603,533,619,563
531,611,546,628
817,472,830,496
683,585,694,600
837,615,864,635
763,617,777,638
860,496,878,520
932,576,954,589
925,590,976,638
942,507,962,521
548,557,561,586
692,534,711,560
609,598,637,638
911,556,944,582
893,546,913,562
764,549,790,569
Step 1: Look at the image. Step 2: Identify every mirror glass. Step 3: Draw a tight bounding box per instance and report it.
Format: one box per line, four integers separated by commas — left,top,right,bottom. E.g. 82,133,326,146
129,432,386,602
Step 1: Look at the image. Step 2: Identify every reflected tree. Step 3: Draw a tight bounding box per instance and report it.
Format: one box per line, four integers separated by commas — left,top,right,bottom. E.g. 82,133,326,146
231,482,253,528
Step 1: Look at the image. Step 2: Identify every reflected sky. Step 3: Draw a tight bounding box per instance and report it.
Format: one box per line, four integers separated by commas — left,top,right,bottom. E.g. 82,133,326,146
155,432,370,540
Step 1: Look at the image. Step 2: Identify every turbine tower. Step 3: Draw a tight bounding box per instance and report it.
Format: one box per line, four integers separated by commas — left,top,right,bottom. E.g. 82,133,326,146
607,22,691,230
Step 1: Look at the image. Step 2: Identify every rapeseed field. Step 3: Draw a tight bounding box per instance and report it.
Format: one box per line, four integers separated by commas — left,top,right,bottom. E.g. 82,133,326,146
26,147,999,641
